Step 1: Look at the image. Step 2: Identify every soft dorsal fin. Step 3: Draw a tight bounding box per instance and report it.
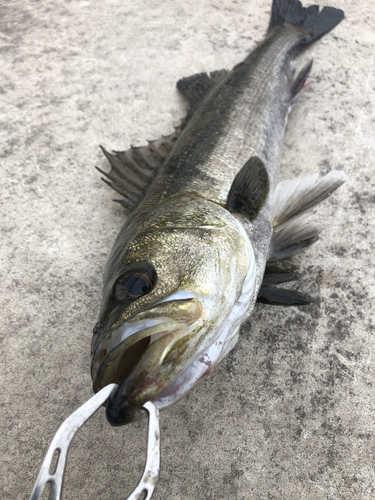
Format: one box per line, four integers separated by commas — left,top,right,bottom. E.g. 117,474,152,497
177,70,228,115
227,156,270,221
99,68,228,211
98,124,184,212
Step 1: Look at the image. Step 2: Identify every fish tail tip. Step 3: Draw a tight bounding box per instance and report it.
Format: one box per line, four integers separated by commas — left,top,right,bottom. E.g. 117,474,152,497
269,0,344,44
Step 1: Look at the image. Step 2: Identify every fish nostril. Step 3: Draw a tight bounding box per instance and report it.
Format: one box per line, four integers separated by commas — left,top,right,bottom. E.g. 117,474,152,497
93,322,103,335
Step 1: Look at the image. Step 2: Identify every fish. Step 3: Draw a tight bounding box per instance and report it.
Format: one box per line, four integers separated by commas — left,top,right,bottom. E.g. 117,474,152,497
90,0,346,426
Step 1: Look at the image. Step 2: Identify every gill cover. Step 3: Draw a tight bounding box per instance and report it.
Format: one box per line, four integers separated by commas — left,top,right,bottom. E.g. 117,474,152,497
91,196,254,425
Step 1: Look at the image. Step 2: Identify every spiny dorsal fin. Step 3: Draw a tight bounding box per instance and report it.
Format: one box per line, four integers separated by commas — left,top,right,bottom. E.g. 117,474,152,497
227,156,270,221
177,70,228,115
268,170,347,260
98,124,184,212
257,265,311,306
99,68,228,210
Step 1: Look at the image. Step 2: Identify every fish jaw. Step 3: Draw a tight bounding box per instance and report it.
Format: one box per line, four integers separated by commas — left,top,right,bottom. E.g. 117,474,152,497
105,323,202,425
102,224,257,425
91,296,212,425
91,199,256,424
91,319,178,393
91,297,203,389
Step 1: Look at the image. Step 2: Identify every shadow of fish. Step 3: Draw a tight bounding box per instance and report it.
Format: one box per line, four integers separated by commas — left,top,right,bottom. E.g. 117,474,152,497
90,0,346,426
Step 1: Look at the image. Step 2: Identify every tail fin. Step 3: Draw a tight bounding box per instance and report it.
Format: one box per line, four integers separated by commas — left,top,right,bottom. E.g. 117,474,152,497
269,0,344,45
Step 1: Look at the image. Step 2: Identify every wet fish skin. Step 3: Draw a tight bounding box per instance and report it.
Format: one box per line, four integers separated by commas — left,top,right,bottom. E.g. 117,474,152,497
90,0,345,425
92,196,254,424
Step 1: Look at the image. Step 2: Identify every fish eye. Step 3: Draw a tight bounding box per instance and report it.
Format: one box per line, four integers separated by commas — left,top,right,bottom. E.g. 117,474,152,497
114,270,154,301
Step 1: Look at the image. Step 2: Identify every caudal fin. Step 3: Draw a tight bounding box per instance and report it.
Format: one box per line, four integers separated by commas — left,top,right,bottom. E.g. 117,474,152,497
269,0,344,45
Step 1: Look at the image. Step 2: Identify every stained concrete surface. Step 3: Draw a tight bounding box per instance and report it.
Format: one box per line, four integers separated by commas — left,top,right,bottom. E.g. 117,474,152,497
1,0,374,499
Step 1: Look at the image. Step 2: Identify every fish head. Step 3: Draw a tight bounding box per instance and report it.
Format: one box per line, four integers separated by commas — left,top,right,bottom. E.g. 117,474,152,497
91,197,255,425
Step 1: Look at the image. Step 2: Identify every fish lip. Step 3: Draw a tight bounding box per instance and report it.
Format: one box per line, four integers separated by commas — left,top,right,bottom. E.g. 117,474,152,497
91,319,176,393
103,327,195,426
91,291,198,357
91,293,202,390
104,334,204,426
92,294,204,424
98,328,174,425
105,391,147,426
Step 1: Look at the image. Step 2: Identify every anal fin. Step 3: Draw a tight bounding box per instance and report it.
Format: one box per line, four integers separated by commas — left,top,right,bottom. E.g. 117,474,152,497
290,59,313,100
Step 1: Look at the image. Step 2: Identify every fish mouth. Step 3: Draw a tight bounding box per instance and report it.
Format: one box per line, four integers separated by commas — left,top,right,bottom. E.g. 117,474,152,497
91,319,177,392
91,296,203,425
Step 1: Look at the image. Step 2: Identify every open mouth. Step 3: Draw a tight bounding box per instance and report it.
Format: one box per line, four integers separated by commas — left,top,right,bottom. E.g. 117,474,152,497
91,296,204,425
99,322,189,426
97,336,150,389
91,318,177,393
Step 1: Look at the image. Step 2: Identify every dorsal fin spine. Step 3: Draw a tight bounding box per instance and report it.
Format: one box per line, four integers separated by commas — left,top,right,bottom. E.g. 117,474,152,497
95,166,143,194
147,141,167,160
114,151,154,178
133,148,159,169
99,69,227,213
102,177,138,202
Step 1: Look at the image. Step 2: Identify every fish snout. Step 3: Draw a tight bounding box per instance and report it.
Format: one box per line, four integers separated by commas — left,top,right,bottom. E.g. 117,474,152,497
104,324,196,425
92,297,204,424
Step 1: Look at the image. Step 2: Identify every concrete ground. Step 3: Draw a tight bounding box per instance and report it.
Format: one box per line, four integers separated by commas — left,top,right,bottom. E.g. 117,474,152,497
1,0,374,499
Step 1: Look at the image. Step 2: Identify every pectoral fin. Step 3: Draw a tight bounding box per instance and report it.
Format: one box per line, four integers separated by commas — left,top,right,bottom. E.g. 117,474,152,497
227,156,270,221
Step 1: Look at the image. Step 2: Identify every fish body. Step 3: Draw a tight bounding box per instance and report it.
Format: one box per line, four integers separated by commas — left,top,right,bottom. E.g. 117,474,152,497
91,0,346,425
